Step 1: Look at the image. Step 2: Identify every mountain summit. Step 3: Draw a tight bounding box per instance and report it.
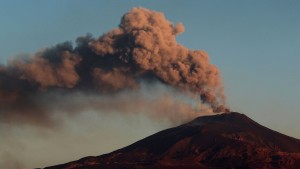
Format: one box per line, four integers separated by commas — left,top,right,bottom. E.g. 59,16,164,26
45,112,300,169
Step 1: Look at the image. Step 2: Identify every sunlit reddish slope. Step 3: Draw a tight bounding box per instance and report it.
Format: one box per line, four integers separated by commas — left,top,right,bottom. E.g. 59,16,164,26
45,112,300,169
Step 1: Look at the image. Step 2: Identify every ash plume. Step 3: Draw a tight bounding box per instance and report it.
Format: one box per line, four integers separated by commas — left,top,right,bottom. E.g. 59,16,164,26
0,7,229,126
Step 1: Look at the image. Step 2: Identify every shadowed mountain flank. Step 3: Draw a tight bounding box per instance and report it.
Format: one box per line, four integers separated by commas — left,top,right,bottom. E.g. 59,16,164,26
45,112,300,169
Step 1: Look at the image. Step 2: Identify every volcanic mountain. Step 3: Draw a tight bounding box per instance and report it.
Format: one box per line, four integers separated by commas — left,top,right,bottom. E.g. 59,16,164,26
45,112,300,169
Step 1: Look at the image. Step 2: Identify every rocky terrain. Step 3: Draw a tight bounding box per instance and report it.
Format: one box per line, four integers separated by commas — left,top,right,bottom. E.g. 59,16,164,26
45,112,300,169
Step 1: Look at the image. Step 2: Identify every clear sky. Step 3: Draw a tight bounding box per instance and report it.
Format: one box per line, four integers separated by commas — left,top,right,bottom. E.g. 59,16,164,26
0,0,299,168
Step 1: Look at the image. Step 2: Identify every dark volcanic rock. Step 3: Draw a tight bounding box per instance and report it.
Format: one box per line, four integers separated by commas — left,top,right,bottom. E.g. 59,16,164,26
45,112,300,169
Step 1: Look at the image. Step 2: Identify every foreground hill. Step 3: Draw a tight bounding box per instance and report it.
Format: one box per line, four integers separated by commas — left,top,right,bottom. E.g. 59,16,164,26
45,112,300,169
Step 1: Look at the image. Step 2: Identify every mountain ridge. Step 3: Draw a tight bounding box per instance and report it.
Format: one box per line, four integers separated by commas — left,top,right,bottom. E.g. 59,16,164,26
45,112,300,169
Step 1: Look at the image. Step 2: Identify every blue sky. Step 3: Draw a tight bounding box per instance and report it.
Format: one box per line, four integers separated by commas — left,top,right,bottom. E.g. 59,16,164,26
1,0,299,134
0,0,299,162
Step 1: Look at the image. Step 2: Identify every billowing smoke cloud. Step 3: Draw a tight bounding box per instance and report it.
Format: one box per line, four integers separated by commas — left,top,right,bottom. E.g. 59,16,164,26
0,7,229,126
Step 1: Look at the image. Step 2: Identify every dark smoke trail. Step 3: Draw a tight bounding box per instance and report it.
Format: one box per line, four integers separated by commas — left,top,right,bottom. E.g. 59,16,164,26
0,7,229,126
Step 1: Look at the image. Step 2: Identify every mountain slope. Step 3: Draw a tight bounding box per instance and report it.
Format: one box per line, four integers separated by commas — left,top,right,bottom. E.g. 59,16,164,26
45,112,300,169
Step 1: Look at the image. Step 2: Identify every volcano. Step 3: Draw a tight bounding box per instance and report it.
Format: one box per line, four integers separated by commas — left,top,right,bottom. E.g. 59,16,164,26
45,112,300,169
